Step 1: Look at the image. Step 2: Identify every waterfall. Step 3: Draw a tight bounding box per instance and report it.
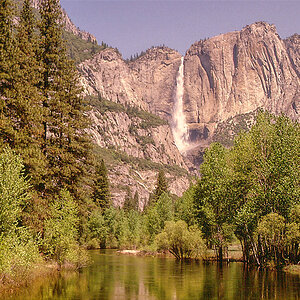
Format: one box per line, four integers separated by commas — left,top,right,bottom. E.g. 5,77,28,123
172,57,189,153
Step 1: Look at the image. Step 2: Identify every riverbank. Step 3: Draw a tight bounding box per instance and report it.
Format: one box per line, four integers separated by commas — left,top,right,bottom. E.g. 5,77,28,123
284,265,300,276
0,262,58,296
0,259,86,296
118,247,244,262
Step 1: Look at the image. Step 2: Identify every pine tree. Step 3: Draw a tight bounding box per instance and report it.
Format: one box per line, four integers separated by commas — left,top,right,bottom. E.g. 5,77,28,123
14,0,46,187
0,0,16,148
153,170,168,203
133,191,139,211
38,0,92,198
92,159,110,211
123,187,133,211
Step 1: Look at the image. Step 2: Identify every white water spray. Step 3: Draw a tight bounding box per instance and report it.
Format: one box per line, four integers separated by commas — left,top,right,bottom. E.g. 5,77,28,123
172,57,190,153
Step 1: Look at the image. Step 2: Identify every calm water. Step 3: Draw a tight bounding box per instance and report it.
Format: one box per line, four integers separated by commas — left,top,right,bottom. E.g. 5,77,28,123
2,250,300,300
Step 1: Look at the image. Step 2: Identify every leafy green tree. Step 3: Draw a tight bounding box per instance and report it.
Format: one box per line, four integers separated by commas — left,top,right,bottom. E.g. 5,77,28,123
175,185,196,226
0,148,29,233
156,192,174,229
232,112,299,263
92,159,110,210
43,189,88,267
0,148,40,278
194,143,235,261
156,220,206,259
88,209,108,248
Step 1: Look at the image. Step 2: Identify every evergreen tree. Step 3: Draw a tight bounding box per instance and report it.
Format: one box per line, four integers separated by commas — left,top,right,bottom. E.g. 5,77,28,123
92,159,110,210
133,191,139,211
38,0,92,198
14,0,46,187
123,186,133,212
0,0,15,148
123,188,140,211
153,170,168,203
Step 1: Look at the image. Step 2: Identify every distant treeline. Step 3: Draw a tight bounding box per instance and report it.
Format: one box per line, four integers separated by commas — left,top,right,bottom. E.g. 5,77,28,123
125,45,168,62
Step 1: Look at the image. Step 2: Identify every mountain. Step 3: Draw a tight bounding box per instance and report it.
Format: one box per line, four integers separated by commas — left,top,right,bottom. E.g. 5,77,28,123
79,22,299,171
29,0,97,43
184,22,299,144
14,1,299,205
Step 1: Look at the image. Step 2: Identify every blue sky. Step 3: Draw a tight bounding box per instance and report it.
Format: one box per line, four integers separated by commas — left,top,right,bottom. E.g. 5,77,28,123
60,0,300,59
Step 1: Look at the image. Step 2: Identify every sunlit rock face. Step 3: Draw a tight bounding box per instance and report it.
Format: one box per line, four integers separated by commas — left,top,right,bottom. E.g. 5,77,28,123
183,22,299,144
80,22,299,151
79,46,182,120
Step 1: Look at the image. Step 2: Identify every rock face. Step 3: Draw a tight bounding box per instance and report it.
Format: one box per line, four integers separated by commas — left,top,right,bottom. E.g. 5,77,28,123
61,8,97,43
80,22,299,148
78,21,299,204
88,102,190,206
89,109,186,168
29,0,97,43
184,22,299,144
79,47,182,121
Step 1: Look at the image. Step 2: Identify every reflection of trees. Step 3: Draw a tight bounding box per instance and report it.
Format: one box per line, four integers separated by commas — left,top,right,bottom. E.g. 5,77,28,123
9,251,300,300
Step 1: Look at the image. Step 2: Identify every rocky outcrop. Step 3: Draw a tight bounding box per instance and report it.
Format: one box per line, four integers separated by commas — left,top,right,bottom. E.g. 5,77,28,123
79,47,182,121
184,22,299,144
28,0,97,43
61,8,97,43
88,101,190,205
89,109,187,168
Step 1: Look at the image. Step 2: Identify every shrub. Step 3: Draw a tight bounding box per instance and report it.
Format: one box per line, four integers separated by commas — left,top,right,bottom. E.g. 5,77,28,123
156,220,206,259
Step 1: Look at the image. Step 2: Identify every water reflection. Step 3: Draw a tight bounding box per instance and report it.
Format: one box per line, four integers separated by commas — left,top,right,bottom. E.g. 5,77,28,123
1,250,299,300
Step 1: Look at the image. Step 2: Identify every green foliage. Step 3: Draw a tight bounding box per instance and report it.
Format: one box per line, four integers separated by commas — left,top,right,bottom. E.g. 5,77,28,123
194,111,300,265
156,221,206,259
0,148,29,233
42,189,87,266
194,143,235,260
153,170,168,203
0,228,41,280
255,213,300,266
92,159,110,210
123,187,139,212
156,192,174,228
175,185,196,226
88,209,107,248
63,31,106,64
0,148,40,281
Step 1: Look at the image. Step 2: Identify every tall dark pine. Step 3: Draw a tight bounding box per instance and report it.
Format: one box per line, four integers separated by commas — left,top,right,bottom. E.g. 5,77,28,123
0,0,15,148
14,0,46,187
123,187,133,212
153,170,168,203
92,159,110,211
39,0,91,198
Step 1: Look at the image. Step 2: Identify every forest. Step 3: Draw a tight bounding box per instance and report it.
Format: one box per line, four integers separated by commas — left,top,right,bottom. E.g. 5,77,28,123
0,0,299,288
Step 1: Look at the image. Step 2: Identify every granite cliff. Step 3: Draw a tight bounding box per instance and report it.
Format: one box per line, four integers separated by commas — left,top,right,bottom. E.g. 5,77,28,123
80,22,299,145
184,22,299,143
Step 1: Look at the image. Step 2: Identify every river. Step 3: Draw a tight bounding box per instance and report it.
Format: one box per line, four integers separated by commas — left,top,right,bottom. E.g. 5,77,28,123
1,250,299,299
